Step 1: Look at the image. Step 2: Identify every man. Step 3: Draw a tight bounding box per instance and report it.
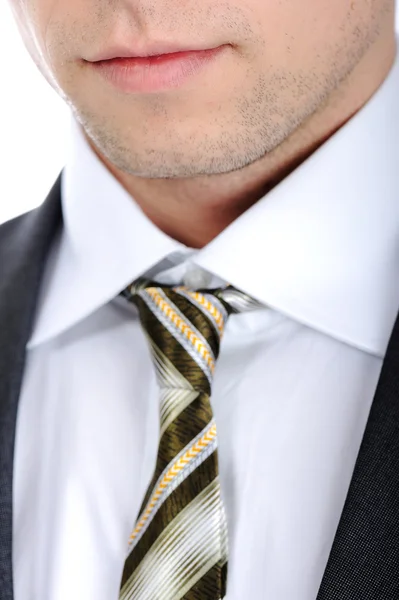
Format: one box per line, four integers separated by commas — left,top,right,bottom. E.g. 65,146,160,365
1,0,398,598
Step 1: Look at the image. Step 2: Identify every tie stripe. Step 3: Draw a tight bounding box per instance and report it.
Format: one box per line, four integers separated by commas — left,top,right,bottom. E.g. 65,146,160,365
120,478,226,600
160,388,200,437
145,336,199,435
139,392,214,502
120,281,264,599
141,288,216,379
149,336,195,390
174,288,228,340
163,289,222,358
122,453,218,578
134,294,213,394
129,418,217,548
183,562,228,600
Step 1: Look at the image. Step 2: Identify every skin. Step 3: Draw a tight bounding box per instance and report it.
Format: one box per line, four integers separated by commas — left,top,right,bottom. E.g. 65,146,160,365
8,0,397,248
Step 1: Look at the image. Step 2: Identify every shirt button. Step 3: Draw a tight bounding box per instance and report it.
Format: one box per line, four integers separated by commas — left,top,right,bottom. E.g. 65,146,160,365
183,266,212,289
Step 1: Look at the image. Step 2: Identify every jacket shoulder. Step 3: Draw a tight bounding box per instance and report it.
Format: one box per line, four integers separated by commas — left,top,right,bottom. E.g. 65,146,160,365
0,207,45,269
0,174,63,283
0,207,39,247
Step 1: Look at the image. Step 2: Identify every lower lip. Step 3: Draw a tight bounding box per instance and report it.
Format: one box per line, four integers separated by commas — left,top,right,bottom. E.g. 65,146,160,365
90,46,226,93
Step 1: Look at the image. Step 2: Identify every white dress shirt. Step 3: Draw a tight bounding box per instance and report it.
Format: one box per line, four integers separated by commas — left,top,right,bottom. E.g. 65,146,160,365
13,46,399,600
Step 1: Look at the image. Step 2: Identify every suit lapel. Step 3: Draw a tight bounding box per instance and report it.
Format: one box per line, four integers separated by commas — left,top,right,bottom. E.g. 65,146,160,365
0,174,62,600
317,306,399,599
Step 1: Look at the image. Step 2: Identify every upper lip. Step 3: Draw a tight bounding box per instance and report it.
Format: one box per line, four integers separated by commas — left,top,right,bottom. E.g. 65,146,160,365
88,42,221,62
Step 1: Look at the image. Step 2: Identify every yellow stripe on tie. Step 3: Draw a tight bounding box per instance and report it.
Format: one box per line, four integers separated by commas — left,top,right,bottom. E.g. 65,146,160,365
146,289,215,373
129,424,217,543
185,291,225,338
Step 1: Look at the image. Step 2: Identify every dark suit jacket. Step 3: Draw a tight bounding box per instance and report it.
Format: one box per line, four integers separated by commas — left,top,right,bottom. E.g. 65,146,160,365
1,173,399,599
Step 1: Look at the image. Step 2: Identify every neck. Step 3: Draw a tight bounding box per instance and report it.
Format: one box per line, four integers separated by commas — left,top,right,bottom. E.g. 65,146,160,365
88,31,396,250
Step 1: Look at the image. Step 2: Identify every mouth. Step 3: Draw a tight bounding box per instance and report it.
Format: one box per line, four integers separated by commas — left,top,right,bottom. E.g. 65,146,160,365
86,45,229,94
88,40,225,61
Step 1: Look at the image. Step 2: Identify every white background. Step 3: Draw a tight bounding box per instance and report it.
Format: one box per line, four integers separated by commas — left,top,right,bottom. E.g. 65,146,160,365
0,3,398,224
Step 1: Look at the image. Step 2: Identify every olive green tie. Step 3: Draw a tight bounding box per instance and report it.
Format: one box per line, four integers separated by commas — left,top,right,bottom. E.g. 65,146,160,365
119,278,264,600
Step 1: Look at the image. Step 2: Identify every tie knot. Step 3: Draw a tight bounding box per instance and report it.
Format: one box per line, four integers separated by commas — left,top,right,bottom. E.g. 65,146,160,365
121,277,264,394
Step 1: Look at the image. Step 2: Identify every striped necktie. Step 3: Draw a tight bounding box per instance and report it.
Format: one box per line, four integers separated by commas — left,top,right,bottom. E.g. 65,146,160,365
119,278,264,600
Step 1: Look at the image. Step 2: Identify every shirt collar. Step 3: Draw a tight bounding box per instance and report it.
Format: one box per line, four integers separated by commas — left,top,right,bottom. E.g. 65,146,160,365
28,46,399,356
196,50,399,356
27,117,188,349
